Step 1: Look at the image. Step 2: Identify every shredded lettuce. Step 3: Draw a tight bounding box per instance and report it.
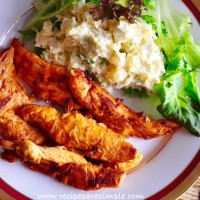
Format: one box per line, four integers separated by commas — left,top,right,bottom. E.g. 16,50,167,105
142,0,200,136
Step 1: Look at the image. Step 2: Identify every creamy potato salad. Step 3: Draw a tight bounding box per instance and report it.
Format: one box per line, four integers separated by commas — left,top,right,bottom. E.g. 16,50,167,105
35,0,165,92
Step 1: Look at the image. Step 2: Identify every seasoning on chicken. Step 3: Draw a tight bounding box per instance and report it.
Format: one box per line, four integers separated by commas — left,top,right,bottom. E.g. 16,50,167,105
0,110,48,145
86,150,143,172
10,39,81,111
0,47,31,116
69,69,181,139
106,151,143,172
18,104,137,162
1,139,126,190
0,47,48,146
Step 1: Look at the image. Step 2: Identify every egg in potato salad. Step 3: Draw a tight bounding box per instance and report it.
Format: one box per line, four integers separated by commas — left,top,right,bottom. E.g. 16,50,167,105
35,0,165,92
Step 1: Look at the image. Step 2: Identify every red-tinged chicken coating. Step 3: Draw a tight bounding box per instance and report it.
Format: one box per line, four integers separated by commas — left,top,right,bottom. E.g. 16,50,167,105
10,38,81,111
0,111,48,145
69,69,181,139
1,139,126,190
0,47,31,116
0,47,48,145
18,104,137,162
27,162,126,190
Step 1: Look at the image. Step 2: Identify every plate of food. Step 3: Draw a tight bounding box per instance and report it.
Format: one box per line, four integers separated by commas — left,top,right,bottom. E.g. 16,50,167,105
0,0,199,199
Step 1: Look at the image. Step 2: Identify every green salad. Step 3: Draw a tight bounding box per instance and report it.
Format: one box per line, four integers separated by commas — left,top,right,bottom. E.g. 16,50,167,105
142,0,200,137
20,0,200,137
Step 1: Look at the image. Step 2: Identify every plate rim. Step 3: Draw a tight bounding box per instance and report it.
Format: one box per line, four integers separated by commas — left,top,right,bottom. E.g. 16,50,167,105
0,0,199,199
147,150,200,200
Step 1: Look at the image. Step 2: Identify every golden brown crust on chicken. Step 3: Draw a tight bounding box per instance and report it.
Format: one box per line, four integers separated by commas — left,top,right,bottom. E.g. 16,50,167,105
69,69,181,139
85,149,143,172
0,139,17,150
108,150,143,172
59,163,125,190
5,139,126,190
15,140,87,166
0,47,31,115
0,140,21,163
11,38,81,111
27,161,126,190
18,104,137,162
0,47,47,145
0,111,47,145
0,138,142,173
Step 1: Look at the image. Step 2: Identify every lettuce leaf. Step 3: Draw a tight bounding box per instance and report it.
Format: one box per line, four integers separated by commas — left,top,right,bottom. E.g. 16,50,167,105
155,70,200,136
33,0,50,11
86,0,100,5
27,0,80,32
142,0,200,70
141,0,157,31
123,88,149,98
18,30,36,43
156,1,200,70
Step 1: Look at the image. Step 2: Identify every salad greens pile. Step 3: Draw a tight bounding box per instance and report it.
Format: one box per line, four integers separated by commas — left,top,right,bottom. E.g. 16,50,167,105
141,0,200,136
21,0,200,136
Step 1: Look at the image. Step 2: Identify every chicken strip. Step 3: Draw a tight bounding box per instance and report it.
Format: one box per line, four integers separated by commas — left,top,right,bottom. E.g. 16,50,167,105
0,111,47,145
0,47,31,116
0,139,142,173
0,47,48,145
18,104,137,162
109,151,143,172
85,150,143,172
0,148,20,163
1,139,126,190
10,39,81,111
69,69,181,139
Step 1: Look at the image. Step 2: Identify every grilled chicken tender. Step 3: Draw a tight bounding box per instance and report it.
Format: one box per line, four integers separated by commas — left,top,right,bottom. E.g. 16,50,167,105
0,139,142,173
1,139,126,190
0,111,47,145
86,150,143,172
11,39,80,111
69,69,181,139
0,47,47,145
108,151,143,172
0,47,31,115
18,104,137,162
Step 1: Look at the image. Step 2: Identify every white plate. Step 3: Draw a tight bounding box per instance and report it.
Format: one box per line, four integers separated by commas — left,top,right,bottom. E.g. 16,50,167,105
0,1,199,199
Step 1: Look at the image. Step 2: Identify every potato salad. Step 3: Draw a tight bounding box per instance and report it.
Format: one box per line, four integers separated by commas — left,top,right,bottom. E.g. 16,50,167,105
35,0,165,92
